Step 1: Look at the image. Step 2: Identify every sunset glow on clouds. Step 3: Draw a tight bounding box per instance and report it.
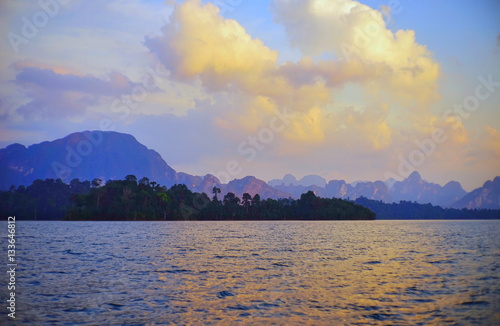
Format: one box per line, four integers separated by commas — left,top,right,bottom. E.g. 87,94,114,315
1,0,499,190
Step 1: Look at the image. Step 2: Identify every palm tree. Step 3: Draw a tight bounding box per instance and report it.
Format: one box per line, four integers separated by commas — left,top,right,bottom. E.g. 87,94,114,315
212,186,221,202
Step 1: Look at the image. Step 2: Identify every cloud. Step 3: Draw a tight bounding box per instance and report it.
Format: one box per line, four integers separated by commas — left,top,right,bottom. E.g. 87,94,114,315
285,106,326,142
138,0,474,185
484,125,500,158
270,0,441,106
13,66,138,119
335,103,392,150
144,0,278,91
15,67,134,96
144,0,410,149
12,60,80,76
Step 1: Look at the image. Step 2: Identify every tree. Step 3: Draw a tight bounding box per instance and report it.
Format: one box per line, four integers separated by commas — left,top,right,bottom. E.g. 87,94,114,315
139,177,150,186
242,193,252,213
70,178,91,195
252,194,261,207
125,175,137,185
1,177,385,221
223,192,240,218
157,192,170,220
212,186,221,202
91,178,102,188
223,192,239,205
91,178,104,207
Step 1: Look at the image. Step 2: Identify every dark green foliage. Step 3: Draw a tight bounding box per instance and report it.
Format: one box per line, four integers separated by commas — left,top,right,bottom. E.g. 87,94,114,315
4,178,499,221
1,178,376,221
64,186,375,221
0,178,90,220
354,197,500,220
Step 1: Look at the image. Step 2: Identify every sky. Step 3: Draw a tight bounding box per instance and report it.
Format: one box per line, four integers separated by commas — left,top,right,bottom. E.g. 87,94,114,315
0,0,499,191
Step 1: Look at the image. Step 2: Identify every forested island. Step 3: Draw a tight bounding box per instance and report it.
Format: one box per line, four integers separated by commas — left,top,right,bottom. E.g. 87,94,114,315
2,176,499,221
0,176,375,221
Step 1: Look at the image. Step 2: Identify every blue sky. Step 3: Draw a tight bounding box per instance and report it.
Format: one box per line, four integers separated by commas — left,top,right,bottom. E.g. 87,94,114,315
1,0,499,191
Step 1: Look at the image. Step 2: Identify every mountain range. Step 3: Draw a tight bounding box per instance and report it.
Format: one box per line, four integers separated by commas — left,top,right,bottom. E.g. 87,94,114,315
269,171,472,208
0,131,288,200
1,131,498,209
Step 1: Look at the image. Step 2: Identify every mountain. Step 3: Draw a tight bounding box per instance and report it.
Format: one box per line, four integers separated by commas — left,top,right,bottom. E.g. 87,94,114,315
268,173,296,187
451,177,500,209
226,176,291,199
0,131,177,189
325,180,349,198
437,181,468,207
271,178,391,202
0,131,290,200
390,171,439,203
384,177,397,190
268,171,470,208
323,180,391,201
298,175,327,187
268,184,324,199
348,181,392,202
268,174,326,187
390,171,466,207
175,172,223,195
173,174,292,199
1,131,496,208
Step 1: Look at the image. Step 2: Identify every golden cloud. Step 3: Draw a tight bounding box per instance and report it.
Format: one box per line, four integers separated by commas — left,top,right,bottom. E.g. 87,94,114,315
145,0,443,151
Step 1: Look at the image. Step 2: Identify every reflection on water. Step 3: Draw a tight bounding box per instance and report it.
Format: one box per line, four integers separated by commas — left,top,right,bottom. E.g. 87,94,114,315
2,220,499,325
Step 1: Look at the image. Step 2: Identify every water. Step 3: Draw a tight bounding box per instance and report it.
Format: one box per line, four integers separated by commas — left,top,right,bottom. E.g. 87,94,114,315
1,220,499,325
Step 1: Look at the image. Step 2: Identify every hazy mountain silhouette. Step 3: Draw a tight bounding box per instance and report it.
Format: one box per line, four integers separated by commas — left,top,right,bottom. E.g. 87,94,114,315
0,131,176,189
1,131,496,209
271,177,391,202
226,176,291,199
451,177,500,209
0,131,290,199
269,174,326,187
390,171,466,207
268,171,469,208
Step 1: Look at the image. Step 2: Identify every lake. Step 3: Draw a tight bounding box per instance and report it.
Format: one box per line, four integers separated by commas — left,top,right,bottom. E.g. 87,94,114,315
1,220,499,325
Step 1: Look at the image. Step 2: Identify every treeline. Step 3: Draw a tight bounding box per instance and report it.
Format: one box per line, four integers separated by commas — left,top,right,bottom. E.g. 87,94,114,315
0,178,91,220
3,177,499,221
354,197,500,220
67,175,375,220
0,176,375,221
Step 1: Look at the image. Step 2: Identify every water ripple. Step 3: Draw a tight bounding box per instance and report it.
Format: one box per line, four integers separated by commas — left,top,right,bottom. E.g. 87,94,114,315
3,220,499,325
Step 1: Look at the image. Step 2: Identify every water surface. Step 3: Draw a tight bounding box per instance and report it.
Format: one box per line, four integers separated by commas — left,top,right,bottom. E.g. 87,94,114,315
1,220,499,325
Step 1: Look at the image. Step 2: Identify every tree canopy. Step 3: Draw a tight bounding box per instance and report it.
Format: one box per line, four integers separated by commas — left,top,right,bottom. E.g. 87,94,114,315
354,197,500,220
1,177,376,221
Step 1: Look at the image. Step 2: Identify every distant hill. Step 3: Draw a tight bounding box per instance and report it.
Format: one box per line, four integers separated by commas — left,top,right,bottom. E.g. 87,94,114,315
271,178,392,202
1,131,497,209
355,197,500,220
348,180,392,202
0,131,177,189
390,171,466,207
268,171,473,208
269,174,326,187
175,172,222,195
0,131,290,200
451,177,500,209
226,176,291,199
